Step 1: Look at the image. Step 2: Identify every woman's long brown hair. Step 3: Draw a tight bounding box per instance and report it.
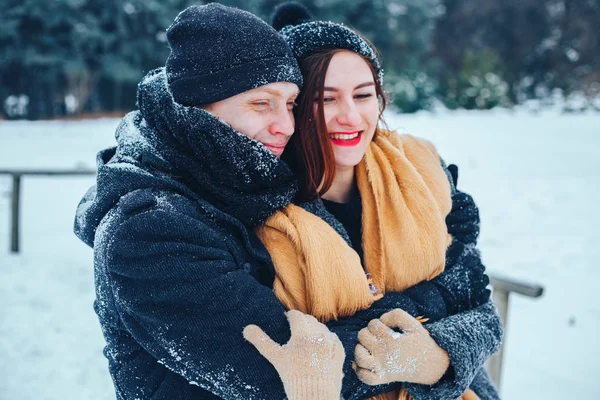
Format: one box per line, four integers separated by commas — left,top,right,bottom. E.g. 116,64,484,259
283,47,388,202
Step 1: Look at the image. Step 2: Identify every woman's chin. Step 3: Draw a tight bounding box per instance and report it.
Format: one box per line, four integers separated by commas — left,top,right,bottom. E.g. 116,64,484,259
333,150,366,169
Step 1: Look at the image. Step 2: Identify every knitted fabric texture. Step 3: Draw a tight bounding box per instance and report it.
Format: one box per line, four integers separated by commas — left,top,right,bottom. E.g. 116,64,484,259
135,67,298,229
272,2,383,84
354,309,450,387
244,310,345,400
166,3,302,106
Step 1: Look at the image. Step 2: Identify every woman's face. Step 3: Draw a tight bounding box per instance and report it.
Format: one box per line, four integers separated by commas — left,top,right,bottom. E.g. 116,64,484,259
316,50,380,169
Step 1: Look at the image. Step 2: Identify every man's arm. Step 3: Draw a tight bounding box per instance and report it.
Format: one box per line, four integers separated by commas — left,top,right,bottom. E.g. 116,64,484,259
106,205,383,400
107,208,290,399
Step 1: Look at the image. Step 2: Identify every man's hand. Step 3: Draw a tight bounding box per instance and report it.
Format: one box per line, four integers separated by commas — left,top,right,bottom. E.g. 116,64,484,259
244,310,345,400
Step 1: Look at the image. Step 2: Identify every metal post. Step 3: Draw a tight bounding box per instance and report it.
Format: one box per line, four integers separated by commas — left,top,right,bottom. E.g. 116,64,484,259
10,174,21,253
486,287,510,393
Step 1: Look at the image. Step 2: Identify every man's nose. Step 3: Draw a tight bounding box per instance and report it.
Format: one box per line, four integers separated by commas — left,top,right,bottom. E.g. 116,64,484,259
269,107,295,136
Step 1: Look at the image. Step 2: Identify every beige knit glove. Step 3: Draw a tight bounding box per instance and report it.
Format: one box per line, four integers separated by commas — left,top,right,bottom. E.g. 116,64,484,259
243,310,345,400
354,309,450,386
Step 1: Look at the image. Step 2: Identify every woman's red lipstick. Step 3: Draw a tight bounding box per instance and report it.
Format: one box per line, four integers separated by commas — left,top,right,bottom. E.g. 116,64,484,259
329,131,362,147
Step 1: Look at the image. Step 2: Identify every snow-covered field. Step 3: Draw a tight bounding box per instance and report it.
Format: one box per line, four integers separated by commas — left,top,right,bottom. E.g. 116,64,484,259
0,109,598,399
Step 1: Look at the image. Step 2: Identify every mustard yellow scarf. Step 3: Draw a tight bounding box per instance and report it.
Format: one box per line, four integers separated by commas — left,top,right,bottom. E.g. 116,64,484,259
256,131,478,400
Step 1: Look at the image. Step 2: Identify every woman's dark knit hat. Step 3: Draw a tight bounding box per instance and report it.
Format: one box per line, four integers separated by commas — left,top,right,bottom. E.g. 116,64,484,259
166,3,303,106
271,2,383,83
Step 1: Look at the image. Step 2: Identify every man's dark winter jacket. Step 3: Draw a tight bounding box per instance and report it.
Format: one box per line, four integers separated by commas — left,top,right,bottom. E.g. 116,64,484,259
74,68,501,400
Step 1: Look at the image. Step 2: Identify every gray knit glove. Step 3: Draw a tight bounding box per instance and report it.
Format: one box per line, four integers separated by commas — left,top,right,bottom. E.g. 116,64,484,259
354,309,449,386
244,310,345,400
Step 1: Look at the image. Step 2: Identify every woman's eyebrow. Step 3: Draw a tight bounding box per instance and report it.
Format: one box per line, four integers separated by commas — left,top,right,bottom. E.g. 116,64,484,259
323,82,375,92
355,82,375,90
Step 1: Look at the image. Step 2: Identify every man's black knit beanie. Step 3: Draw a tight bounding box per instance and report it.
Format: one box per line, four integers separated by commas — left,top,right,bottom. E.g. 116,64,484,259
166,3,303,106
271,2,383,84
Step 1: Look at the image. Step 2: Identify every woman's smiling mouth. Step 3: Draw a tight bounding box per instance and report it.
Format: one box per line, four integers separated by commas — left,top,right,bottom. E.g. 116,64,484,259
329,130,362,146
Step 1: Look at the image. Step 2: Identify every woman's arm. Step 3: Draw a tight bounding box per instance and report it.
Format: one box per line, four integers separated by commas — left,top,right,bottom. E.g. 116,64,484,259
431,238,491,315
433,163,491,314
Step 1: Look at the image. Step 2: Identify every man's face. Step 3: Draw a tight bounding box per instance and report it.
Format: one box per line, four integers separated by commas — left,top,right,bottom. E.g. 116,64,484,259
202,82,299,158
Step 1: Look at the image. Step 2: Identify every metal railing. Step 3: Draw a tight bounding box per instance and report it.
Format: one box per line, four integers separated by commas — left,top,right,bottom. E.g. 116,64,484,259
486,274,544,392
0,169,96,253
1,168,544,394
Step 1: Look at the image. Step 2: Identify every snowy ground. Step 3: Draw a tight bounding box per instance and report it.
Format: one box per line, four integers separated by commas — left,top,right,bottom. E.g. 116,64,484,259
0,109,599,399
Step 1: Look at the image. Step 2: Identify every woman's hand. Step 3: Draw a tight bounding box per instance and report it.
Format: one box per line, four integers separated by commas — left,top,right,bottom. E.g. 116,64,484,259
244,310,345,400
354,309,449,386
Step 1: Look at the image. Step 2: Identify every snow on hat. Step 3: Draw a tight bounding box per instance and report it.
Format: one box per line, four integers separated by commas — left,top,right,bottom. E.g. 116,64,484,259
271,2,383,83
166,3,303,106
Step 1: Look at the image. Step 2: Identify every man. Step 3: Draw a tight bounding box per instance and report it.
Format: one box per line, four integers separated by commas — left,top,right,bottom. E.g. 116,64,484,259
74,4,366,399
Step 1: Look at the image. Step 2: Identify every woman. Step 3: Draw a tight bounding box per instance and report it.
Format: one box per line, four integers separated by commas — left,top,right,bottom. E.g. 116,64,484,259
245,3,502,400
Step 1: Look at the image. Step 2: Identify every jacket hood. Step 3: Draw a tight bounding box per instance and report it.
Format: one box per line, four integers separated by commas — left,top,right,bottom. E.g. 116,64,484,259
75,68,297,247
